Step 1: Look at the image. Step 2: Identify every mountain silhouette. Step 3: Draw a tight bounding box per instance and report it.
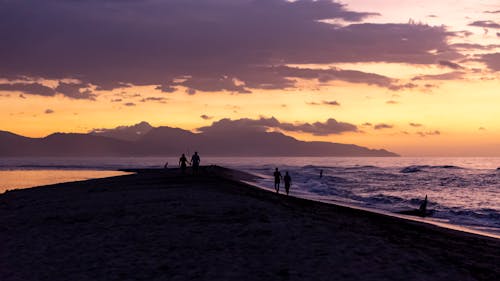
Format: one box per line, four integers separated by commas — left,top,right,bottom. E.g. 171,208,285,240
0,122,398,157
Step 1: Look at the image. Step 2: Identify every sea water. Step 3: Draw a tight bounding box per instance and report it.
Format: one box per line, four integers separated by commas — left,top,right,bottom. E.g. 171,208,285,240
1,157,499,235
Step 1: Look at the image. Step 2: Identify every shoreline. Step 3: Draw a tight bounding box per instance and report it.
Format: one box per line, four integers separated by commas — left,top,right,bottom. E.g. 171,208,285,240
1,166,499,280
245,180,500,240
3,166,500,239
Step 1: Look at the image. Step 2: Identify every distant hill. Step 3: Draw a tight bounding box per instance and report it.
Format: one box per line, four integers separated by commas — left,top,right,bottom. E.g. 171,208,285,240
0,123,398,157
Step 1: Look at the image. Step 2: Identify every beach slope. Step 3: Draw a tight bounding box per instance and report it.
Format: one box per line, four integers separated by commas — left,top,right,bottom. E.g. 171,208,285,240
1,166,498,280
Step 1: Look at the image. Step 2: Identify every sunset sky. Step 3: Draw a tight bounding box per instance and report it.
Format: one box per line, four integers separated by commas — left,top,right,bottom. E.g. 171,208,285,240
0,0,499,156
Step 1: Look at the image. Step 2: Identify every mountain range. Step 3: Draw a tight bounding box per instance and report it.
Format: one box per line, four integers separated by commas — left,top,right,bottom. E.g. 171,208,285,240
0,122,398,157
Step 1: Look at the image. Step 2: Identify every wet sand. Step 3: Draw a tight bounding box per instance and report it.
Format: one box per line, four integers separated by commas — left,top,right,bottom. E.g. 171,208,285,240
1,166,499,280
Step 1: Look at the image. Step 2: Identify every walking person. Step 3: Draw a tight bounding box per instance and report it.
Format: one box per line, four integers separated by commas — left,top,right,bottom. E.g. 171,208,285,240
284,171,291,196
179,153,188,174
191,151,201,175
273,168,282,193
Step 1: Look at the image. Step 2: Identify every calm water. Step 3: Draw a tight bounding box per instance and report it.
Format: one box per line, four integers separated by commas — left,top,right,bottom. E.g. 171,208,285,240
1,157,499,236
0,170,130,193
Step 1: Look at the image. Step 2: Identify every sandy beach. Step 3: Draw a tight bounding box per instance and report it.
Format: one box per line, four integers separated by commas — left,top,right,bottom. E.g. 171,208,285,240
1,166,498,281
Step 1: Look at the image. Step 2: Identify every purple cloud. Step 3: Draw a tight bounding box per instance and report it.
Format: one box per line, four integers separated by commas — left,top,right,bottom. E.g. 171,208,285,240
412,72,465,81
0,0,460,94
140,97,167,103
55,82,95,100
480,53,500,71
417,130,440,137
308,100,341,106
374,123,393,130
0,83,56,96
198,117,358,136
438,60,463,70
44,109,54,114
469,21,500,29
0,81,95,99
451,43,500,50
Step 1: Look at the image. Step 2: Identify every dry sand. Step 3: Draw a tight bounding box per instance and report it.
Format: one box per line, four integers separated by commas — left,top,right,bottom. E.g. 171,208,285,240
1,166,499,281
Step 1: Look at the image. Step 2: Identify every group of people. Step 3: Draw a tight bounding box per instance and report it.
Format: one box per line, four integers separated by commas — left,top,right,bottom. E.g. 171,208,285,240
178,152,201,175
273,168,292,195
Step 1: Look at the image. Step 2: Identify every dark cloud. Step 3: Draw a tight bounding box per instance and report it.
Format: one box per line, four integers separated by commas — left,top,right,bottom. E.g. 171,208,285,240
308,100,340,106
155,85,176,93
0,81,95,99
362,122,372,126
198,117,282,134
417,130,440,137
274,66,399,89
438,60,463,70
45,109,54,114
0,82,56,96
198,117,358,136
412,72,465,81
374,123,393,130
455,30,474,38
124,102,136,107
469,20,500,29
451,43,500,50
279,118,358,136
200,114,213,120
388,82,419,91
140,97,167,103
55,82,95,100
0,0,459,93
479,127,487,131
323,100,340,106
480,53,500,71
409,122,423,127
186,88,196,95
484,10,500,14
19,94,26,99
386,100,398,104
111,98,122,102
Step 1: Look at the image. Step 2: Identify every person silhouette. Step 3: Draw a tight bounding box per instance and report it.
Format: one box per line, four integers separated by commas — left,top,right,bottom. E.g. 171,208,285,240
284,171,291,196
191,152,201,175
273,168,282,193
419,195,428,215
179,153,188,174
320,169,323,178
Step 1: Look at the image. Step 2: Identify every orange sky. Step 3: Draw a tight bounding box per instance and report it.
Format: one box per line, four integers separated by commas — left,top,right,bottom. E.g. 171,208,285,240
0,0,499,156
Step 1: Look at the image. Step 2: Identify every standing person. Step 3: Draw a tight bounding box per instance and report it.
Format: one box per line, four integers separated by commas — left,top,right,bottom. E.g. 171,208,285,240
179,153,188,174
273,168,282,193
419,195,428,215
284,171,291,196
191,151,201,175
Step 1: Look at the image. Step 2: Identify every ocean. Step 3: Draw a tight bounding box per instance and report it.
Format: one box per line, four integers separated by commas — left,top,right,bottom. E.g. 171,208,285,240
1,157,499,236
